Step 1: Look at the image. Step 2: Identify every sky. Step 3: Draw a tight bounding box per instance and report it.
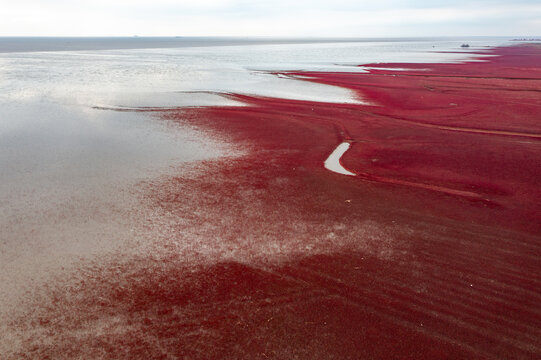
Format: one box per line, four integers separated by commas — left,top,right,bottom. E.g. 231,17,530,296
0,0,540,37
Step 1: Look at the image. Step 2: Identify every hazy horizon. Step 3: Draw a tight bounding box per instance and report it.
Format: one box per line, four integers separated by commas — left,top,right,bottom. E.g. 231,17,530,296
0,35,525,53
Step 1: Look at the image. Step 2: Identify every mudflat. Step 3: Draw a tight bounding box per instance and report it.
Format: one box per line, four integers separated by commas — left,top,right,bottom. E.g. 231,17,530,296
4,44,541,359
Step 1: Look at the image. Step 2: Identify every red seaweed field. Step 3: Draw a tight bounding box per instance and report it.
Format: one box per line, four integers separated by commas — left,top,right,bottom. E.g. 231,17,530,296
6,45,541,359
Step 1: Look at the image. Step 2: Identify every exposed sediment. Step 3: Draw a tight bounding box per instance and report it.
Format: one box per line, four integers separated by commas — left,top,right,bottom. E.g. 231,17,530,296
3,45,541,359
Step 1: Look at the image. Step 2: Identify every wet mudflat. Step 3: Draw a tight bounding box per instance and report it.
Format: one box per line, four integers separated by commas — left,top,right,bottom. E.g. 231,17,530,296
2,43,540,359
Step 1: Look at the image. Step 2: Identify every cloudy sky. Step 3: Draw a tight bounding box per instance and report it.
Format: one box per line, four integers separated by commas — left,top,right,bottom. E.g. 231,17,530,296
1,0,540,37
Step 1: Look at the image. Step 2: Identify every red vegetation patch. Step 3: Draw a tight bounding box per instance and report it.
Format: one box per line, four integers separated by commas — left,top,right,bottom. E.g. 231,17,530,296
169,45,541,234
6,45,541,359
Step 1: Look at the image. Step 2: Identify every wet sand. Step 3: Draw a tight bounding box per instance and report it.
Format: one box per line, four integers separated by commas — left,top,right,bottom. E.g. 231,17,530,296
3,44,541,359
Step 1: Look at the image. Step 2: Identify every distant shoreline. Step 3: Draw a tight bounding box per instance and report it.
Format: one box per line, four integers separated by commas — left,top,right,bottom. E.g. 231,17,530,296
0,36,515,53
